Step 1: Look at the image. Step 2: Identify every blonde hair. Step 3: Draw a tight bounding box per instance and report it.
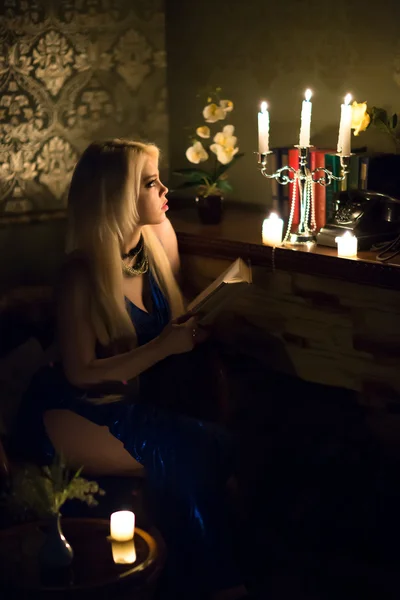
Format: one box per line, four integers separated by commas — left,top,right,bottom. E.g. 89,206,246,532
66,139,184,347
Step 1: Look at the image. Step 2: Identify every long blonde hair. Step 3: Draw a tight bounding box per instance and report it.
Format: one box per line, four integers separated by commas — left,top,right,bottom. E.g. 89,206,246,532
66,139,184,347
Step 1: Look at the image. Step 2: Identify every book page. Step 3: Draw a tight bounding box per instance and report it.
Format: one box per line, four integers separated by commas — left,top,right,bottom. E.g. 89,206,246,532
196,282,250,325
187,258,250,313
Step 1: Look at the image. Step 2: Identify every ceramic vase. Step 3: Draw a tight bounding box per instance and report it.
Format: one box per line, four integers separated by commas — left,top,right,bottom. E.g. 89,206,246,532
196,195,224,224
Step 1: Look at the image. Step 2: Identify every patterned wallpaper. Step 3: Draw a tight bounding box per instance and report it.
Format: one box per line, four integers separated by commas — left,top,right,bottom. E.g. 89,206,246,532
0,0,167,215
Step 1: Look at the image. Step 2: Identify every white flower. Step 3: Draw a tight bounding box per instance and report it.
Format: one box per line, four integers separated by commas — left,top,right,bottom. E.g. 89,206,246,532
220,99,234,112
211,125,239,164
196,125,210,139
202,103,226,123
186,141,208,164
213,125,237,149
210,143,239,165
222,124,235,137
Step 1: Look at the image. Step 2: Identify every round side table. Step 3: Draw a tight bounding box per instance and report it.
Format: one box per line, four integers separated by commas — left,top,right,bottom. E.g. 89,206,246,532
0,517,166,599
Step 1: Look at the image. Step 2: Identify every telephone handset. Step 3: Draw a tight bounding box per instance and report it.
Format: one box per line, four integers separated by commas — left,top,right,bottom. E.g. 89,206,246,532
316,190,400,250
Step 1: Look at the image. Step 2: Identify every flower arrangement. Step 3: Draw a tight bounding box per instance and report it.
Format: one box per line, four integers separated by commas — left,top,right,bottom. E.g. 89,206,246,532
351,101,400,153
2,454,105,519
173,88,244,198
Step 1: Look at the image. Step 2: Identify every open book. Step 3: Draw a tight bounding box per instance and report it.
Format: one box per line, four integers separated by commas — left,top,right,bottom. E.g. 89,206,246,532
187,258,252,324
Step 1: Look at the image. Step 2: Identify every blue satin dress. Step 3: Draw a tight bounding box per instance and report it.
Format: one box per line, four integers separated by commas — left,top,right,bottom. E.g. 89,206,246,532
14,270,241,595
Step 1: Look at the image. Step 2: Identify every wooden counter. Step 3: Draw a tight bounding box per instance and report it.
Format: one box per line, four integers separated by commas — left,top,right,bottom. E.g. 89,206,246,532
170,206,400,443
169,206,400,291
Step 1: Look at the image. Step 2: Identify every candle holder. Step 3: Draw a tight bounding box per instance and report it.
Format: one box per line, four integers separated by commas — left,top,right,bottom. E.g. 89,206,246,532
257,148,351,244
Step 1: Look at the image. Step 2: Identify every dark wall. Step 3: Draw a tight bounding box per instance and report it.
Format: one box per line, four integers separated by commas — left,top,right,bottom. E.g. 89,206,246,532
166,0,400,207
0,218,66,292
3,0,400,288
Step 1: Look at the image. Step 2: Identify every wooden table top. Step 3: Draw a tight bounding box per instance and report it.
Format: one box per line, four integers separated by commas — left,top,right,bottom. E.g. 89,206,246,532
169,206,400,290
2,204,399,290
0,518,163,593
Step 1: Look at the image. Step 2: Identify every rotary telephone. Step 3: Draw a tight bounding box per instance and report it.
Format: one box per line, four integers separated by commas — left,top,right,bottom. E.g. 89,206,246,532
316,189,400,251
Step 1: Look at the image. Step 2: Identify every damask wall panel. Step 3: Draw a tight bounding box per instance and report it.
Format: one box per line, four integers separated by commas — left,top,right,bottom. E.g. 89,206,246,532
0,0,168,216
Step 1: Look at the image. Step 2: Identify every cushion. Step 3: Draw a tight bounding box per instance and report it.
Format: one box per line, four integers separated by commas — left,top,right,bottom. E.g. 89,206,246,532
0,337,46,436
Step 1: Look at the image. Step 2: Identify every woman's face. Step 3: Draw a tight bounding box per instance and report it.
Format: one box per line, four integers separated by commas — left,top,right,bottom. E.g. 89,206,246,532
137,156,169,225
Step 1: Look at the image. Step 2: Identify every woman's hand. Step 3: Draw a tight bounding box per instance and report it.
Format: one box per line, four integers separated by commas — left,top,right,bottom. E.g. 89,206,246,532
159,314,209,356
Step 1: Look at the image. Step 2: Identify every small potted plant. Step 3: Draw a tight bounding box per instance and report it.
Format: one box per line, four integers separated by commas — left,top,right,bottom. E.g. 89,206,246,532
173,87,244,224
2,454,105,568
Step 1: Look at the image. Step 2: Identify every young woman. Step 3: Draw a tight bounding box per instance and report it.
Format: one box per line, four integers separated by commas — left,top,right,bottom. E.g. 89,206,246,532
15,140,249,600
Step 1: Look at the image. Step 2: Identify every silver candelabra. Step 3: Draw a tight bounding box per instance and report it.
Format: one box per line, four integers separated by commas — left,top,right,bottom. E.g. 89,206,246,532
257,147,351,244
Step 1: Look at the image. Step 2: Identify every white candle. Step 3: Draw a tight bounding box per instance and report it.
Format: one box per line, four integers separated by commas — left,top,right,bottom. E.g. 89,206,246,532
337,93,352,156
299,89,312,147
111,540,137,565
262,212,283,246
335,231,358,257
258,101,270,154
110,510,135,542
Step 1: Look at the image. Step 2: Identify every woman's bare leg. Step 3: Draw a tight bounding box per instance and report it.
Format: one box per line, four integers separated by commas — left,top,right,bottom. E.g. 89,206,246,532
44,409,144,476
45,407,246,597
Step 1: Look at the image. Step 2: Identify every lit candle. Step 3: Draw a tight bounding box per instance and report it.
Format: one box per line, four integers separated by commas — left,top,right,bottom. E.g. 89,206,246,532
110,510,135,542
111,540,137,565
262,212,283,246
337,93,352,156
335,231,358,257
299,89,312,147
258,101,270,154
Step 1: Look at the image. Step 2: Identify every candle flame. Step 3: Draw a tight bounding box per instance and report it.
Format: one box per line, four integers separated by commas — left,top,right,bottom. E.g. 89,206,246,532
344,93,352,105
261,101,268,113
305,89,312,102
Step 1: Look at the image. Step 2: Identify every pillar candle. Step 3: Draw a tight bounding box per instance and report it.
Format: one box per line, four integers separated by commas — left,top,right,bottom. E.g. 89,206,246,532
258,101,270,154
299,89,312,147
262,212,283,246
337,94,352,156
110,510,135,542
335,231,358,257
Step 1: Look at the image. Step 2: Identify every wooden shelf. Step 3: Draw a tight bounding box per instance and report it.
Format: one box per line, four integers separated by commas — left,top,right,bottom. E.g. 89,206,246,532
169,206,400,290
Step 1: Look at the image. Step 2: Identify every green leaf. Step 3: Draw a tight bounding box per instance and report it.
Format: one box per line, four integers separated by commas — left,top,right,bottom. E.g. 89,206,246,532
374,117,392,135
214,152,244,180
371,106,389,127
173,168,210,182
73,466,83,480
216,179,233,193
173,181,205,190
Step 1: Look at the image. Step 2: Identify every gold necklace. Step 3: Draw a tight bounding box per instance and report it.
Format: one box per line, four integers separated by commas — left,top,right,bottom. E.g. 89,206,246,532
121,235,149,277
122,254,149,277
